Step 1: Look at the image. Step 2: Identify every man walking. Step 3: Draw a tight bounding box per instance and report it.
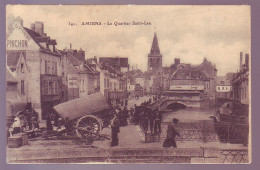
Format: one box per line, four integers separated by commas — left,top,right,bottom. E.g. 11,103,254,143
163,118,180,148
154,108,162,135
111,110,120,147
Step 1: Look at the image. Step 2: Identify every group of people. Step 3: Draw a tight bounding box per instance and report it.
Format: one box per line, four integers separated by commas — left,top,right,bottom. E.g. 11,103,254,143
141,107,163,135
109,96,181,148
9,103,39,136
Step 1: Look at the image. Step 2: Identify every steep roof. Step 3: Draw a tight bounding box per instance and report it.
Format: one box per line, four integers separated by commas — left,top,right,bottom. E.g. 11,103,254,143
67,53,95,74
23,27,60,56
171,65,208,81
149,32,161,55
99,57,129,68
216,76,231,86
67,53,83,67
6,67,17,83
6,50,21,67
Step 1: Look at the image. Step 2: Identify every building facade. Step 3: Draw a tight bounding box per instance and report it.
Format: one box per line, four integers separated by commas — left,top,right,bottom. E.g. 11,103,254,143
215,74,234,101
232,52,250,106
6,18,63,120
6,51,29,101
168,64,210,108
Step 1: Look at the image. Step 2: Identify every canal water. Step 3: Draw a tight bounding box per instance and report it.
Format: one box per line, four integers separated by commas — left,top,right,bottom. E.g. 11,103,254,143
163,108,215,123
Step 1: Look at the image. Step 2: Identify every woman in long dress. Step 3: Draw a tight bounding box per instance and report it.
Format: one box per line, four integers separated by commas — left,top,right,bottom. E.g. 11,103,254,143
163,118,180,148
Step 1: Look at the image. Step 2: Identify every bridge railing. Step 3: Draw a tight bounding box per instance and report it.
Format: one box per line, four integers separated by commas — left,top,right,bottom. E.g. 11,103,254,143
144,120,249,145
219,149,249,163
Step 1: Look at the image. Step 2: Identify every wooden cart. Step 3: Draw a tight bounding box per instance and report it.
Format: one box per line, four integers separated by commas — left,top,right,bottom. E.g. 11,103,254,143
53,93,114,140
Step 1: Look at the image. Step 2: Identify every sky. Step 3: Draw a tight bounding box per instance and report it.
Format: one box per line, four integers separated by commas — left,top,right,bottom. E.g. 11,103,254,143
6,5,251,76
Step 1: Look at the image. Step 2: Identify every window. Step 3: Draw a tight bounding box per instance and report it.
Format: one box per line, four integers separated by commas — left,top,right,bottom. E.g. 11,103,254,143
44,81,48,94
47,61,51,74
114,83,116,90
21,63,24,73
107,79,110,88
52,62,57,75
21,80,25,95
45,61,48,74
222,87,224,90
245,86,247,98
53,81,58,94
104,78,106,88
109,82,112,90
83,79,85,92
48,81,52,94
218,87,220,91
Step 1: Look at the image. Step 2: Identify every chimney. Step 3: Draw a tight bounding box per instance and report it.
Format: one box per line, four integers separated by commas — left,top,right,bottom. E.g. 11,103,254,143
245,54,249,70
34,21,44,37
240,52,243,71
93,56,97,63
31,23,35,31
70,43,72,49
174,58,180,65
15,16,23,26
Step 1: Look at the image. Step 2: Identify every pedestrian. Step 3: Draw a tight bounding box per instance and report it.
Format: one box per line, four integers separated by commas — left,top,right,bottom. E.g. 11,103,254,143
147,107,155,134
163,118,180,148
125,99,128,107
154,108,162,135
142,108,149,133
11,116,21,135
122,106,128,126
46,112,53,133
111,111,120,147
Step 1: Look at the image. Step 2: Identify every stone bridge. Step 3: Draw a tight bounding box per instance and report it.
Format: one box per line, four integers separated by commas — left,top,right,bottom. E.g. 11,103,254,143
148,96,201,111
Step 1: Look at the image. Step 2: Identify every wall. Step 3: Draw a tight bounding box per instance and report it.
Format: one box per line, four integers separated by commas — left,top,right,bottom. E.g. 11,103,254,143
136,78,145,87
79,73,89,97
6,83,18,99
170,79,205,86
216,85,231,92
67,74,79,100
13,54,28,100
241,80,249,105
25,50,42,118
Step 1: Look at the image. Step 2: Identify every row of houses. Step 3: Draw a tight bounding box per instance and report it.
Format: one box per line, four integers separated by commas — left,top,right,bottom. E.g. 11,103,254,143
6,17,128,120
128,31,249,109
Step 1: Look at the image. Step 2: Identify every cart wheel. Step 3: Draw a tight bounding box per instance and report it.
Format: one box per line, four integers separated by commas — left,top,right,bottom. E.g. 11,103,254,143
18,114,27,131
76,115,102,140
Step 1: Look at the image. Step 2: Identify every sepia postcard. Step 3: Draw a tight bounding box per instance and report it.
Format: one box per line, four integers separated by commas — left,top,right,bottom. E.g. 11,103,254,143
5,5,251,164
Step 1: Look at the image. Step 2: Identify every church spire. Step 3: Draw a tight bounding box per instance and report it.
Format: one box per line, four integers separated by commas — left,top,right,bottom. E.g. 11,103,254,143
150,32,161,55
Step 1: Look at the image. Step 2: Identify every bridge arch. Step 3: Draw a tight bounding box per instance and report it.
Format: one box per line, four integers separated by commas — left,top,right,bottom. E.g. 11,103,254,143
166,102,187,110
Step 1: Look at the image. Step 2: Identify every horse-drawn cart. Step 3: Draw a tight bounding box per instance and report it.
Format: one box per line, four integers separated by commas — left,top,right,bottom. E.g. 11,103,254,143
53,93,114,141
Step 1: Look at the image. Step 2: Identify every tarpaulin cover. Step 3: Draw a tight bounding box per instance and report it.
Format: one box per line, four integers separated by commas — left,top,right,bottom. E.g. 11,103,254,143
53,93,110,121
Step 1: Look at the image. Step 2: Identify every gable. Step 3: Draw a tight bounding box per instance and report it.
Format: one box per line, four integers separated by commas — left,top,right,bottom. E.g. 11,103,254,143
6,21,39,51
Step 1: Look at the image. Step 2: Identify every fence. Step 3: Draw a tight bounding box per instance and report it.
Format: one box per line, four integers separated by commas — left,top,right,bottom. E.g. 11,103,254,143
219,149,249,163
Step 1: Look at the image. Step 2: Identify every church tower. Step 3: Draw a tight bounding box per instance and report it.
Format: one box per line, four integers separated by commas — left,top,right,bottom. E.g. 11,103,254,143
148,32,162,72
